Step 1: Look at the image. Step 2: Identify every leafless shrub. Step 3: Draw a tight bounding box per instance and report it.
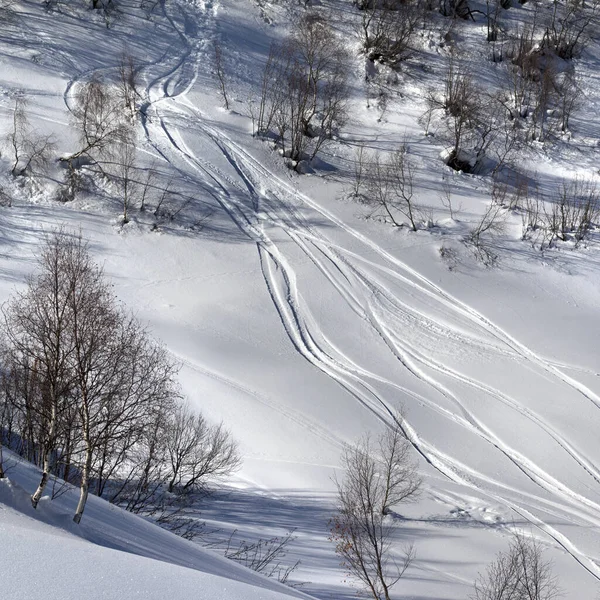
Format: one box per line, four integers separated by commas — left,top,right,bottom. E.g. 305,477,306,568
440,177,461,219
91,0,119,27
439,0,473,19
467,201,506,265
507,23,541,81
522,194,542,239
544,0,596,59
544,177,599,246
225,529,301,585
56,160,87,203
139,0,160,17
0,186,12,207
329,417,421,600
472,531,561,600
6,97,55,178
439,244,460,270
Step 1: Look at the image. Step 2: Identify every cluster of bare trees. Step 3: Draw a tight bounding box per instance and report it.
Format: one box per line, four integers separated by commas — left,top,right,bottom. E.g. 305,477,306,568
255,13,348,170
485,0,595,141
330,417,422,600
422,57,519,174
464,172,599,265
0,55,149,227
420,0,595,173
423,53,582,175
0,230,240,523
55,60,190,226
518,176,600,248
484,0,596,59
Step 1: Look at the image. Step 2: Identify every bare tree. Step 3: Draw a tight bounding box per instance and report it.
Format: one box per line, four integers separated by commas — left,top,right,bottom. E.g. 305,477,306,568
112,136,138,223
472,532,561,600
350,143,369,200
0,367,9,479
67,75,132,164
225,529,300,584
117,53,139,121
214,40,230,110
6,96,55,177
330,418,421,600
438,58,484,171
362,143,420,230
165,402,241,494
557,68,580,133
468,199,506,265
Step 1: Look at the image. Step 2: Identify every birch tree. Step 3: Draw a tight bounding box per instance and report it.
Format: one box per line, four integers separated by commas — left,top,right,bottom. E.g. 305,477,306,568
1,230,80,508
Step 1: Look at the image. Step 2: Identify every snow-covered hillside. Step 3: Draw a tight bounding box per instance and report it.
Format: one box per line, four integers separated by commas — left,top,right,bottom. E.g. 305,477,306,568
1,0,600,597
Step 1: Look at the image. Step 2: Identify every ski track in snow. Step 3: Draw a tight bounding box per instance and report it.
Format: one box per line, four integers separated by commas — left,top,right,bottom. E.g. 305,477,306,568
60,0,600,582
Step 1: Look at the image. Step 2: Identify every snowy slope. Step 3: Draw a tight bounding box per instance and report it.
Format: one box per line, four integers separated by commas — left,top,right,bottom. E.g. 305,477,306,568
0,452,309,600
0,0,600,597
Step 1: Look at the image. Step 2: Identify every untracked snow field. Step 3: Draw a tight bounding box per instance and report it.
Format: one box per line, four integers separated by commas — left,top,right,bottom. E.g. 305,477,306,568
0,0,600,598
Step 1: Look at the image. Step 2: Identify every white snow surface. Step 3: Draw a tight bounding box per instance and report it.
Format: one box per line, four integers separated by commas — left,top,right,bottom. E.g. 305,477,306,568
0,0,600,597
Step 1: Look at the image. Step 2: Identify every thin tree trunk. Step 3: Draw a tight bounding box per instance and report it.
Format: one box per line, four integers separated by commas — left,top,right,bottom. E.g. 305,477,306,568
31,453,51,508
0,442,5,479
74,442,93,524
31,400,57,508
